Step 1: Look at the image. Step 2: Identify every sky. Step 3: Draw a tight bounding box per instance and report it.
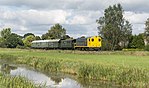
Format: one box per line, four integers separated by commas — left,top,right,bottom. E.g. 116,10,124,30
0,0,149,38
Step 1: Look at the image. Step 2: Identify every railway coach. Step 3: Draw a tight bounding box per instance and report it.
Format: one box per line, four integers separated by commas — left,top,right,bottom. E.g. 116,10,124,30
31,39,60,49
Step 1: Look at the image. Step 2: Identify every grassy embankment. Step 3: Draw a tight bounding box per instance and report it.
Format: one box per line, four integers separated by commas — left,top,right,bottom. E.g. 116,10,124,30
1,48,149,87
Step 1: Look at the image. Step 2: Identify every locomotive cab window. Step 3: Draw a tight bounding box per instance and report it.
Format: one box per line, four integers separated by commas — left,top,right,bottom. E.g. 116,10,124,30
99,39,101,42
92,39,94,42
89,39,90,41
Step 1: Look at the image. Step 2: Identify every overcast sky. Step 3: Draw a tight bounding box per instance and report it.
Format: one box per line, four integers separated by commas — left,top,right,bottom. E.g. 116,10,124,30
0,0,149,38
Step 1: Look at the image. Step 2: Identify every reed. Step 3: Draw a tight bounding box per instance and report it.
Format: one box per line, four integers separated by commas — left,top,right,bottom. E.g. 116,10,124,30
0,73,37,88
1,49,149,87
1,54,148,87
77,64,149,87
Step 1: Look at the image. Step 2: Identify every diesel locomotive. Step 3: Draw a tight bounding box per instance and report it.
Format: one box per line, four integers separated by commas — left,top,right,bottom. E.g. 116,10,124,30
31,36,102,50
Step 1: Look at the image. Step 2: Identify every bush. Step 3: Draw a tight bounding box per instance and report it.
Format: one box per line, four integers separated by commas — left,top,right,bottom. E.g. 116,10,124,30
16,45,26,49
144,45,149,51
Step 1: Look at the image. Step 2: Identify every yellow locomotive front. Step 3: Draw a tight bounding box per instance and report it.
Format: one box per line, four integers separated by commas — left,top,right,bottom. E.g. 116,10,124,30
87,36,102,48
75,36,102,50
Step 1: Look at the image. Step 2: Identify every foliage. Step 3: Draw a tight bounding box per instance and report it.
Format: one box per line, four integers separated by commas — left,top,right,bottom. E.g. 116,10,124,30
35,36,41,40
144,18,149,45
0,37,7,48
23,35,35,47
101,39,112,51
23,33,35,38
63,35,71,39
96,4,132,50
41,33,49,40
128,34,145,49
144,44,149,51
5,33,24,48
0,28,23,48
0,28,11,48
42,23,66,39
0,28,11,39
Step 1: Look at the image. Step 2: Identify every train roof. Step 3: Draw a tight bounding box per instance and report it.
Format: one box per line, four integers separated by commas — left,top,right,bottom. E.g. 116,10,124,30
32,39,60,43
61,39,75,41
77,36,102,39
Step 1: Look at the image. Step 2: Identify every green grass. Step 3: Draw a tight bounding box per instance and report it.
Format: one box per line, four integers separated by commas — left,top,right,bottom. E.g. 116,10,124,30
1,48,149,87
1,48,149,69
0,73,37,88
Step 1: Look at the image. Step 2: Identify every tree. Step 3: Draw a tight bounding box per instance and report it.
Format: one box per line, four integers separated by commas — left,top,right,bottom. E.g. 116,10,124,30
0,28,11,48
128,34,145,49
35,36,41,40
24,33,35,38
23,35,35,47
0,28,24,48
96,4,132,50
42,24,66,39
144,18,149,45
63,35,71,39
0,28,11,39
41,33,49,40
0,37,6,48
5,33,24,48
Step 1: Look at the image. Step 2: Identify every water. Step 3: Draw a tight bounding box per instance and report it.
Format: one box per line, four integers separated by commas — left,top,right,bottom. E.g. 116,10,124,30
0,63,121,88
10,67,82,88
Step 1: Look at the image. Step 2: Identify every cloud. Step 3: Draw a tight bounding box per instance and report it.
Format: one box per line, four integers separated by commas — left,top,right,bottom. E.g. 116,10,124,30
0,6,101,37
0,0,149,37
0,0,149,12
68,15,90,25
0,8,71,35
124,11,149,24
120,0,149,12
124,11,149,34
63,24,98,38
19,9,69,25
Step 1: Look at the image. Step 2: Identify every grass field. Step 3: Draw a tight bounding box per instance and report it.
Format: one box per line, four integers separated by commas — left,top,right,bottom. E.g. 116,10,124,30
1,48,149,69
1,48,149,87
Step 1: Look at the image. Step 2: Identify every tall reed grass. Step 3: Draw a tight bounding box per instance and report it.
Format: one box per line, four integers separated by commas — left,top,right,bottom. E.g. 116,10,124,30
0,52,149,87
0,73,37,88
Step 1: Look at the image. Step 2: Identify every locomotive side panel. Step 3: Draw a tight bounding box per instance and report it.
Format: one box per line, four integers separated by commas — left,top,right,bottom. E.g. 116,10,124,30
60,39,75,49
75,38,87,47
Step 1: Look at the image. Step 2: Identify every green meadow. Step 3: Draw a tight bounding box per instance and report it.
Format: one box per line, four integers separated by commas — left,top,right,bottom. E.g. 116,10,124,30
1,48,149,87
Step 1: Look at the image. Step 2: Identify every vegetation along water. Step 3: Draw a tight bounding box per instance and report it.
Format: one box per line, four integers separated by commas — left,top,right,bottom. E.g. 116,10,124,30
0,48,149,87
0,72,37,88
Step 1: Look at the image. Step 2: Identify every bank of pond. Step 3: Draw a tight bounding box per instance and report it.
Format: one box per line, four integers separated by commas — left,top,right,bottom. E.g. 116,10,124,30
0,52,149,88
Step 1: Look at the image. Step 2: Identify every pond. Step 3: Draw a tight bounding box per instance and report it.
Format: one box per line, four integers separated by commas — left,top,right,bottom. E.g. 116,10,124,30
0,63,121,88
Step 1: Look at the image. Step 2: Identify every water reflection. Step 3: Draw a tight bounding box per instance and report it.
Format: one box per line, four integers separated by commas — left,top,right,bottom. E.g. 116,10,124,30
50,75,63,84
0,63,17,74
0,63,121,88
10,67,82,88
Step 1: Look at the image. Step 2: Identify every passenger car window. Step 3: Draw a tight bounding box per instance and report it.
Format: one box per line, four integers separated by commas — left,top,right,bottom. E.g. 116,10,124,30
92,39,94,42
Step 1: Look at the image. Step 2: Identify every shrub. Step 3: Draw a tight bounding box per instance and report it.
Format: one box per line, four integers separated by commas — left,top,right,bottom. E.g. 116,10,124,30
144,45,149,51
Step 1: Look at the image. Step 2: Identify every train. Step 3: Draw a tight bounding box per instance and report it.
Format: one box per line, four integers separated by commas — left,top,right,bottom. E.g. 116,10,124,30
31,36,102,50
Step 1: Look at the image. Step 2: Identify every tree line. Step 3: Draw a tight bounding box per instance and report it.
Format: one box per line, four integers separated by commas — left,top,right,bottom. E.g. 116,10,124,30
0,24,69,48
0,4,149,51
